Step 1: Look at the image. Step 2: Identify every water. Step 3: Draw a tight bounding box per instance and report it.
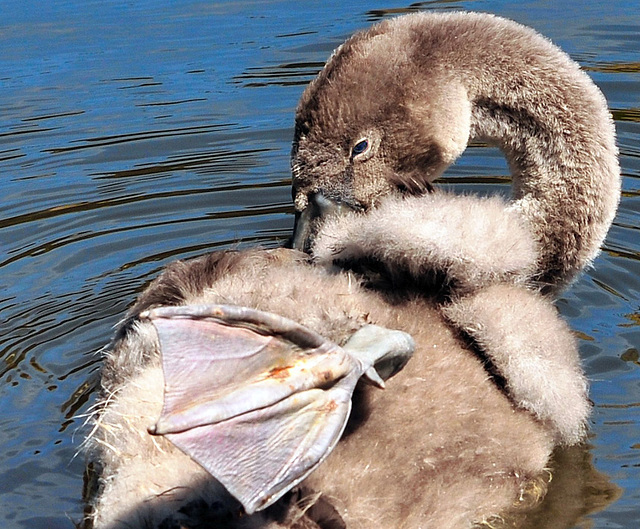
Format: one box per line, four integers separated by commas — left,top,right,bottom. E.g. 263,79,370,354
1,1,638,527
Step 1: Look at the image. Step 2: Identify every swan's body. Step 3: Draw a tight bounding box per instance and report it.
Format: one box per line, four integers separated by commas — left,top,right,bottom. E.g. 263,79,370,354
82,11,619,529
85,249,559,529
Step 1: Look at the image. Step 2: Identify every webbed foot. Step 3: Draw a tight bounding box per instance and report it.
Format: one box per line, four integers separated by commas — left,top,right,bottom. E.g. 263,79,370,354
141,304,414,514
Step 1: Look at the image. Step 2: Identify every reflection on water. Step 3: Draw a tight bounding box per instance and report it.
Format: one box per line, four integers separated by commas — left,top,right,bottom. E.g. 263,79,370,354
234,62,327,87
517,447,622,529
0,1,638,528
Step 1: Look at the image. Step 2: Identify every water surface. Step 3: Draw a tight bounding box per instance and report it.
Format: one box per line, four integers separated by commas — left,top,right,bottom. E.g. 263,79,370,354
1,1,638,527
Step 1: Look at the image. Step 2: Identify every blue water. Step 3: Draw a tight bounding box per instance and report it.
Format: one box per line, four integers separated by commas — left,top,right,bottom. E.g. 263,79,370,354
1,1,638,527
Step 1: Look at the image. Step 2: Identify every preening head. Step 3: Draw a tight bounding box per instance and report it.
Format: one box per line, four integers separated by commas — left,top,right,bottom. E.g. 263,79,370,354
290,18,471,251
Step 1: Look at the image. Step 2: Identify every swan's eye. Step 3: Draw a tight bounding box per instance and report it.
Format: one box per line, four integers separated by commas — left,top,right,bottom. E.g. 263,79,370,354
351,139,370,158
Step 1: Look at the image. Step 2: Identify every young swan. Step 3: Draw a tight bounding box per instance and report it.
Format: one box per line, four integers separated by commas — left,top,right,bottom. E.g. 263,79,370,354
83,11,619,529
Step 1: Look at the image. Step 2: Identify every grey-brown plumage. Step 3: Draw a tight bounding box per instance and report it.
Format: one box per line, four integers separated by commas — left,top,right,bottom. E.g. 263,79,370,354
310,193,591,444
84,249,557,529
82,11,619,529
291,11,619,293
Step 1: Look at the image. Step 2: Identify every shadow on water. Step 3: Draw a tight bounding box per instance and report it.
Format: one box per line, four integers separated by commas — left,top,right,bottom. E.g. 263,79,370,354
233,62,326,88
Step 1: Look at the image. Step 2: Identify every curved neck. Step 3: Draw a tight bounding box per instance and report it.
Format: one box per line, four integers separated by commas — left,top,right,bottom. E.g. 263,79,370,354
466,84,619,294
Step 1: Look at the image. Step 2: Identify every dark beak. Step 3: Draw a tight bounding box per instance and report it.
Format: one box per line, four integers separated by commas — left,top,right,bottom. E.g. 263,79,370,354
290,193,359,253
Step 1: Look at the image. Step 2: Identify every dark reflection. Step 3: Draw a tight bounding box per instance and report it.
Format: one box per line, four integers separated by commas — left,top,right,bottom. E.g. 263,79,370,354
592,278,626,300
45,124,232,154
611,108,640,123
513,446,622,529
0,179,288,264
0,125,57,139
21,110,86,122
603,248,640,263
61,376,99,425
620,311,640,327
438,174,512,185
0,148,25,162
136,97,207,108
233,62,326,87
620,348,640,366
365,0,465,21
276,30,318,39
585,62,640,74
598,402,640,410
95,146,271,179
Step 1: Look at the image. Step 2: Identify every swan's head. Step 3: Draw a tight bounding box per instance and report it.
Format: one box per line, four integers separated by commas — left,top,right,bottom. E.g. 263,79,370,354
290,16,471,251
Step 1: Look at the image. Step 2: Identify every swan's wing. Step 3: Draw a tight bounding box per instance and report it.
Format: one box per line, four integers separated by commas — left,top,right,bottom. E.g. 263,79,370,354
142,305,362,513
